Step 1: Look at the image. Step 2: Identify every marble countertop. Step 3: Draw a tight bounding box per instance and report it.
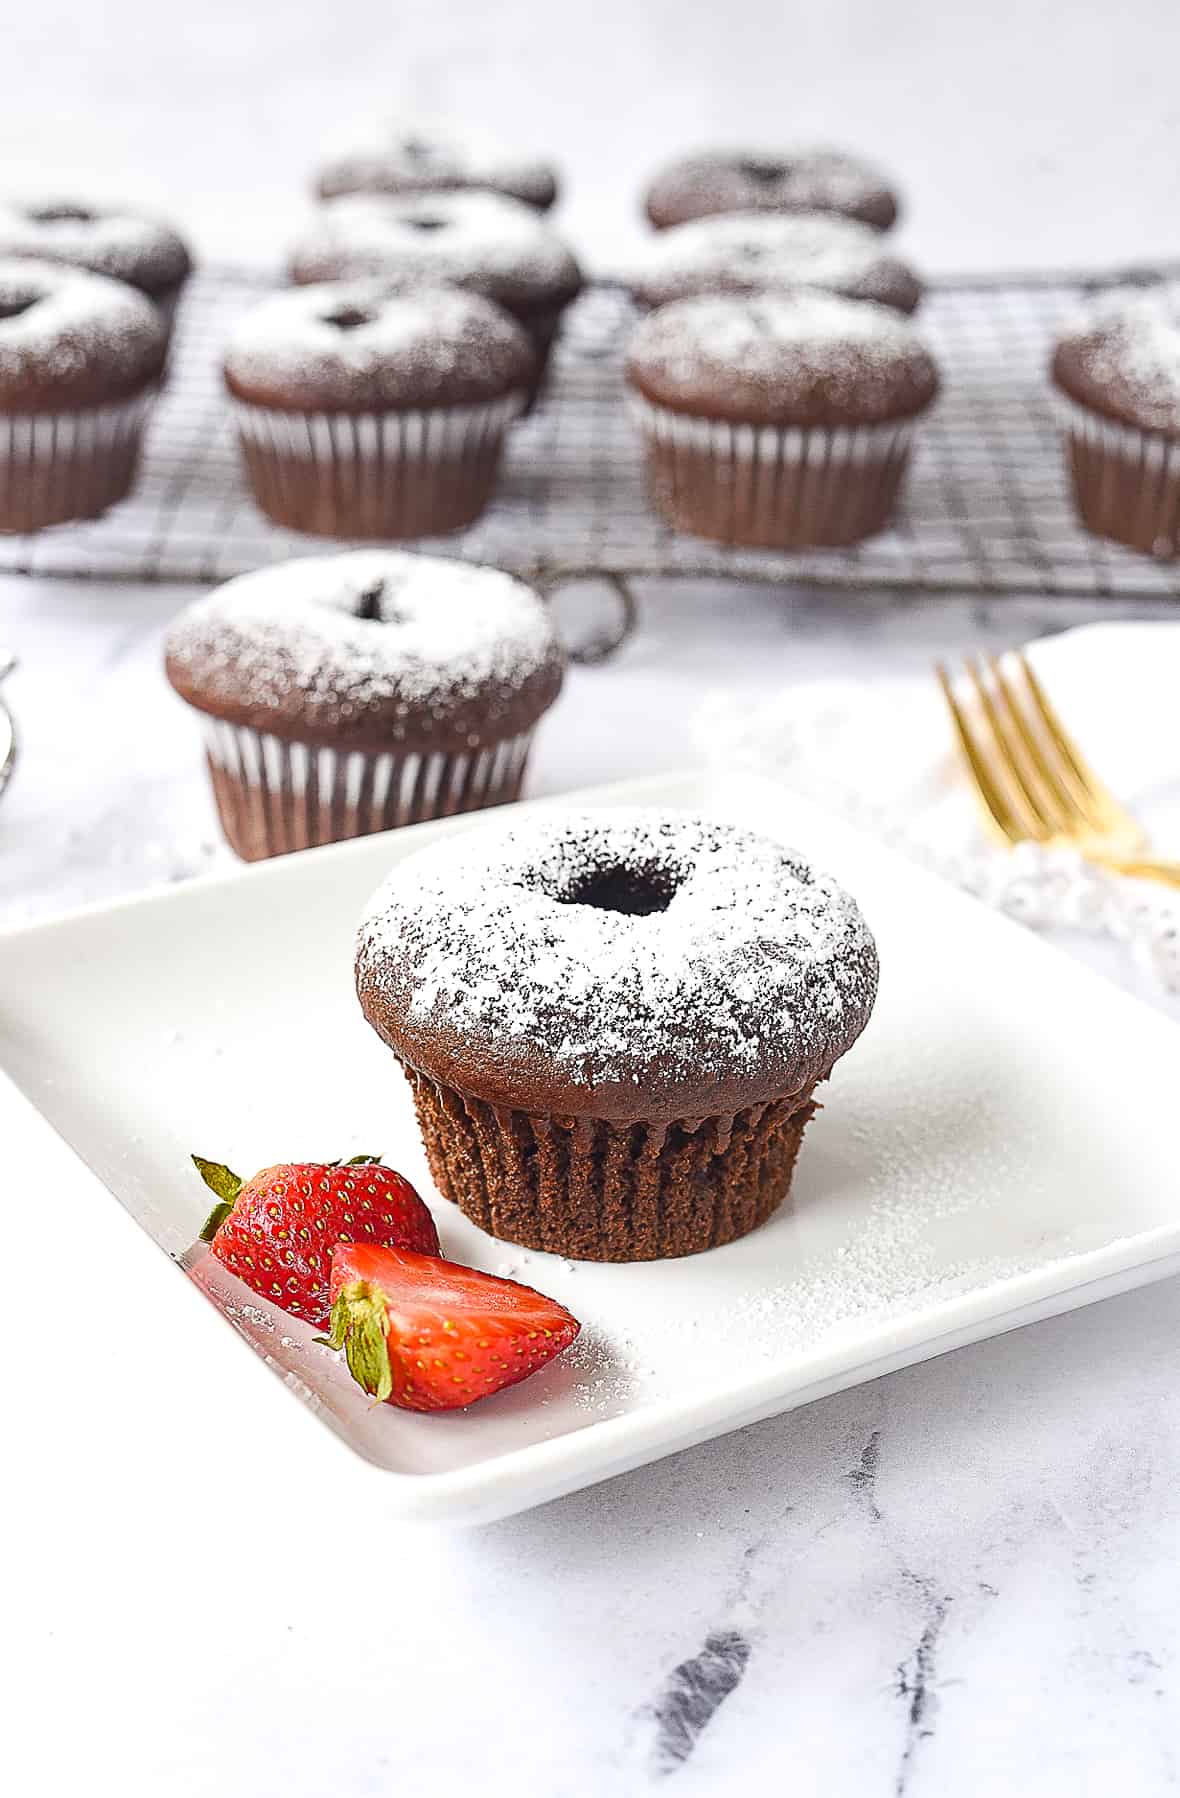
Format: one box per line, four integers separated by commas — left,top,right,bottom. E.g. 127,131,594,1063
6,570,1180,1796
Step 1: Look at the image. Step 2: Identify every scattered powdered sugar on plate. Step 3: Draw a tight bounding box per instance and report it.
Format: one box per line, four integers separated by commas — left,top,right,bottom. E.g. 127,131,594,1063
164,550,561,724
357,808,878,1092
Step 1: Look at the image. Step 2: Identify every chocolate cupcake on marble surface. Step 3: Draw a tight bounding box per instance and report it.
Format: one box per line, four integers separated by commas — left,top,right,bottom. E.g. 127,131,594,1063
315,122,559,213
625,292,939,549
0,199,191,334
288,192,583,401
164,551,564,861
355,809,878,1262
0,259,166,531
224,280,534,539
1052,293,1180,558
644,149,900,233
627,212,922,315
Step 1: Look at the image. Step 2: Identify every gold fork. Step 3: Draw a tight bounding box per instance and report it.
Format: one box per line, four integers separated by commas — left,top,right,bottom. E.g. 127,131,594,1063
935,650,1180,890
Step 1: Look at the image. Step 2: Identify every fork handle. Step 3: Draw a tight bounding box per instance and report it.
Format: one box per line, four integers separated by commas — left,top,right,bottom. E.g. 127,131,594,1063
1087,851,1180,890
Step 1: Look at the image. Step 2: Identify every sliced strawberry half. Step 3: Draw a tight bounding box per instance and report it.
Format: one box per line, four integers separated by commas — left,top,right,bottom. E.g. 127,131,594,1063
324,1242,580,1412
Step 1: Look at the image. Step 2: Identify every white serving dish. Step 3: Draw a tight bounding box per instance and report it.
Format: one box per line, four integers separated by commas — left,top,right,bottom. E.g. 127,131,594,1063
3,770,1179,1525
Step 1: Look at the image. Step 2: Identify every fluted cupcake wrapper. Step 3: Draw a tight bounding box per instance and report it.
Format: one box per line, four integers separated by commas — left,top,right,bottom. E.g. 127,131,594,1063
200,719,536,861
0,390,156,531
232,392,526,540
1054,391,1180,560
405,1065,818,1262
628,394,916,549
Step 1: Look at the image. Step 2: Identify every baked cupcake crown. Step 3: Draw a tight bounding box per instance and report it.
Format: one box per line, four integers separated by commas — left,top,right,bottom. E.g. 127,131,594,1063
0,199,191,296
627,211,922,315
164,551,565,756
315,122,558,212
288,191,583,318
1052,291,1180,435
0,258,167,408
644,148,899,233
626,291,940,428
224,279,535,413
356,808,879,1123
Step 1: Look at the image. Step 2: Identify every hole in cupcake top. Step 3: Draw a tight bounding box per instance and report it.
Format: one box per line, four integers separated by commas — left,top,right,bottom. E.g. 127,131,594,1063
738,160,786,186
401,214,448,233
322,303,377,331
27,204,97,226
354,579,394,623
0,290,42,321
557,863,680,917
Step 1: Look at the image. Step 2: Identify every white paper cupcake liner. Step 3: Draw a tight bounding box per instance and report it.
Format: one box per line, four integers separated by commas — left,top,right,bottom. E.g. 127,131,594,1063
627,394,916,547
200,718,536,860
0,390,156,529
233,392,526,537
1054,391,1180,558
233,393,525,461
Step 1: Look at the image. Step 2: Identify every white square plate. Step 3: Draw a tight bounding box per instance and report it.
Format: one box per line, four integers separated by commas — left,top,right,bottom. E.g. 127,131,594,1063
4,771,1180,1524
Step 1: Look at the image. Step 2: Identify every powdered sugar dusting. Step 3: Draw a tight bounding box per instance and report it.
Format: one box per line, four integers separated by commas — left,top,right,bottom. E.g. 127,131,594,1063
628,211,920,312
164,550,561,728
289,191,581,307
316,119,557,210
357,808,878,1094
627,291,937,421
0,258,165,393
646,147,897,230
1057,289,1180,433
224,280,531,407
0,199,190,295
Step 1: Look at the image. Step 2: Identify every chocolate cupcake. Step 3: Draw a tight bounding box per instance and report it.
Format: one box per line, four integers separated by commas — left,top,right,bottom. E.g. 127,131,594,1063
224,280,534,539
164,551,564,861
0,199,191,335
627,212,922,315
1052,293,1180,559
0,259,166,532
288,192,583,401
355,809,878,1262
625,292,939,549
644,149,900,233
315,122,558,212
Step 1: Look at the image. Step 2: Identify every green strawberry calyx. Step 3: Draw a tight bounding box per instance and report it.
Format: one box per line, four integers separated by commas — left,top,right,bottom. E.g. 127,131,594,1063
322,1280,393,1403
194,1154,244,1242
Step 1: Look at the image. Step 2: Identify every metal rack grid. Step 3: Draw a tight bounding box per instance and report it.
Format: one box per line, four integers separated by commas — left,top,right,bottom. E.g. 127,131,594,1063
4,263,1180,600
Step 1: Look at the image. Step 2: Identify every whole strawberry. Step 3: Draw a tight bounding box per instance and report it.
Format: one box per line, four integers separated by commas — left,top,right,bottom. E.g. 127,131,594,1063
324,1241,580,1412
194,1153,439,1326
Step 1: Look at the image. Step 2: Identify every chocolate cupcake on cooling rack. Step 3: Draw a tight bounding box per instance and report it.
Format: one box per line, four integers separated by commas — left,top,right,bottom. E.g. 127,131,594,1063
0,199,191,335
1052,291,1180,558
355,808,879,1262
627,212,922,315
288,192,583,402
315,122,559,212
644,148,900,233
224,280,534,539
0,259,166,531
164,551,564,861
625,292,939,549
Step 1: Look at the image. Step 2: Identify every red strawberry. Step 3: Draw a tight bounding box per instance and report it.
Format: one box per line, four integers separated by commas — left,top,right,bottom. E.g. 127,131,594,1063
324,1242,580,1412
194,1153,439,1327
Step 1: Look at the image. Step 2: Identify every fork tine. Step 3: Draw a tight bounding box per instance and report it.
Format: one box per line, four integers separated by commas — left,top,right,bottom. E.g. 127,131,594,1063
1016,652,1138,837
985,654,1077,834
934,662,1025,845
958,658,1053,840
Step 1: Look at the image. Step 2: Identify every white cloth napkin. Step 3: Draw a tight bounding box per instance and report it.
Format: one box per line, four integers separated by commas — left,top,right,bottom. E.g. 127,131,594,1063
696,620,1180,1015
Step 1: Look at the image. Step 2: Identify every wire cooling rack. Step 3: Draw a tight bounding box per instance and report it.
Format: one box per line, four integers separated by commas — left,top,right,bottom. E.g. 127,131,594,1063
4,262,1180,601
